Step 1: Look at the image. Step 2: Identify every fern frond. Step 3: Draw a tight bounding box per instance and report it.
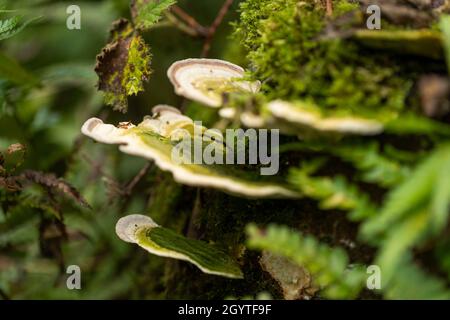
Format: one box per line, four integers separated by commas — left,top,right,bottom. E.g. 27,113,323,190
334,144,410,188
0,15,41,41
288,162,377,221
384,253,450,300
132,0,176,30
359,144,450,296
362,144,450,239
280,141,411,188
0,16,19,35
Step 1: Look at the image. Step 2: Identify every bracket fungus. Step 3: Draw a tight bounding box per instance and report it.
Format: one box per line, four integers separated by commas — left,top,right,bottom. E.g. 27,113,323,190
81,106,300,198
266,100,385,136
116,214,243,279
167,58,260,107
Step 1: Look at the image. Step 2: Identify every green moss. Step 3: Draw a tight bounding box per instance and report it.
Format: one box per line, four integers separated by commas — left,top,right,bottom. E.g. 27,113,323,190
233,0,444,118
95,19,152,112
123,35,152,96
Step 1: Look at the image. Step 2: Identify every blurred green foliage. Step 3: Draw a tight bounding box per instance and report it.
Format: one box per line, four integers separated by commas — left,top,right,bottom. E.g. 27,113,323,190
0,0,241,299
0,0,450,300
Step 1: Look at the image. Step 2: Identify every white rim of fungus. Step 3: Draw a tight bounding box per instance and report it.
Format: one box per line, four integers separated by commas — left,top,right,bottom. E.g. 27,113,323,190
81,117,299,198
167,58,261,108
115,214,243,279
116,214,158,243
267,100,384,135
218,107,237,119
140,105,197,138
81,118,132,144
152,104,181,116
317,118,384,134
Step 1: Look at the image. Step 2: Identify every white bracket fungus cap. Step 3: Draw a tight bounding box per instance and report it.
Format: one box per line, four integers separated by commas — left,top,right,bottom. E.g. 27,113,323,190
167,58,260,107
115,214,158,243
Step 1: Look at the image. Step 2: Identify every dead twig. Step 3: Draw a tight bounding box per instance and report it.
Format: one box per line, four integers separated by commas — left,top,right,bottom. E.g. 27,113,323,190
170,5,208,37
202,0,234,57
21,170,91,209
165,12,201,37
326,0,333,17
123,162,153,196
187,188,202,238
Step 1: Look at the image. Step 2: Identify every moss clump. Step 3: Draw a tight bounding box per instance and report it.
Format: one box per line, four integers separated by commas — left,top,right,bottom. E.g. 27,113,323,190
233,0,446,118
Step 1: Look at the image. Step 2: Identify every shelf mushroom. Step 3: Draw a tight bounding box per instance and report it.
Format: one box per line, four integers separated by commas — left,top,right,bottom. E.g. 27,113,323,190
81,106,301,198
116,214,243,279
267,100,384,136
167,58,260,107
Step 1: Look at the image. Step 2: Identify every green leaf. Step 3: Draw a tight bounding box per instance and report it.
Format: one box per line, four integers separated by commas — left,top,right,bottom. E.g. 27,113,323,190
432,152,450,233
116,214,243,279
375,210,429,285
440,15,450,74
131,0,176,31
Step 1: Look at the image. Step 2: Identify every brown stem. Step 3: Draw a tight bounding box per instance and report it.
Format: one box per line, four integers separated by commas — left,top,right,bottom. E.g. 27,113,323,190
171,5,208,36
124,161,152,196
187,188,202,238
81,153,115,181
326,0,333,17
201,0,234,57
165,12,200,37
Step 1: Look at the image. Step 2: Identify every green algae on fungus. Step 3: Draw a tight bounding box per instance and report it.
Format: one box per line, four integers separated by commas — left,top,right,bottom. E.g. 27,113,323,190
167,58,260,107
81,106,300,198
116,214,243,279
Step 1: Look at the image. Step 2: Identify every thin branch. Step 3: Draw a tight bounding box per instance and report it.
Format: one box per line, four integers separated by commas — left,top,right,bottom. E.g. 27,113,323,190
81,153,115,181
187,188,202,238
326,0,333,17
170,5,208,36
202,0,234,57
123,162,152,196
165,12,201,37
